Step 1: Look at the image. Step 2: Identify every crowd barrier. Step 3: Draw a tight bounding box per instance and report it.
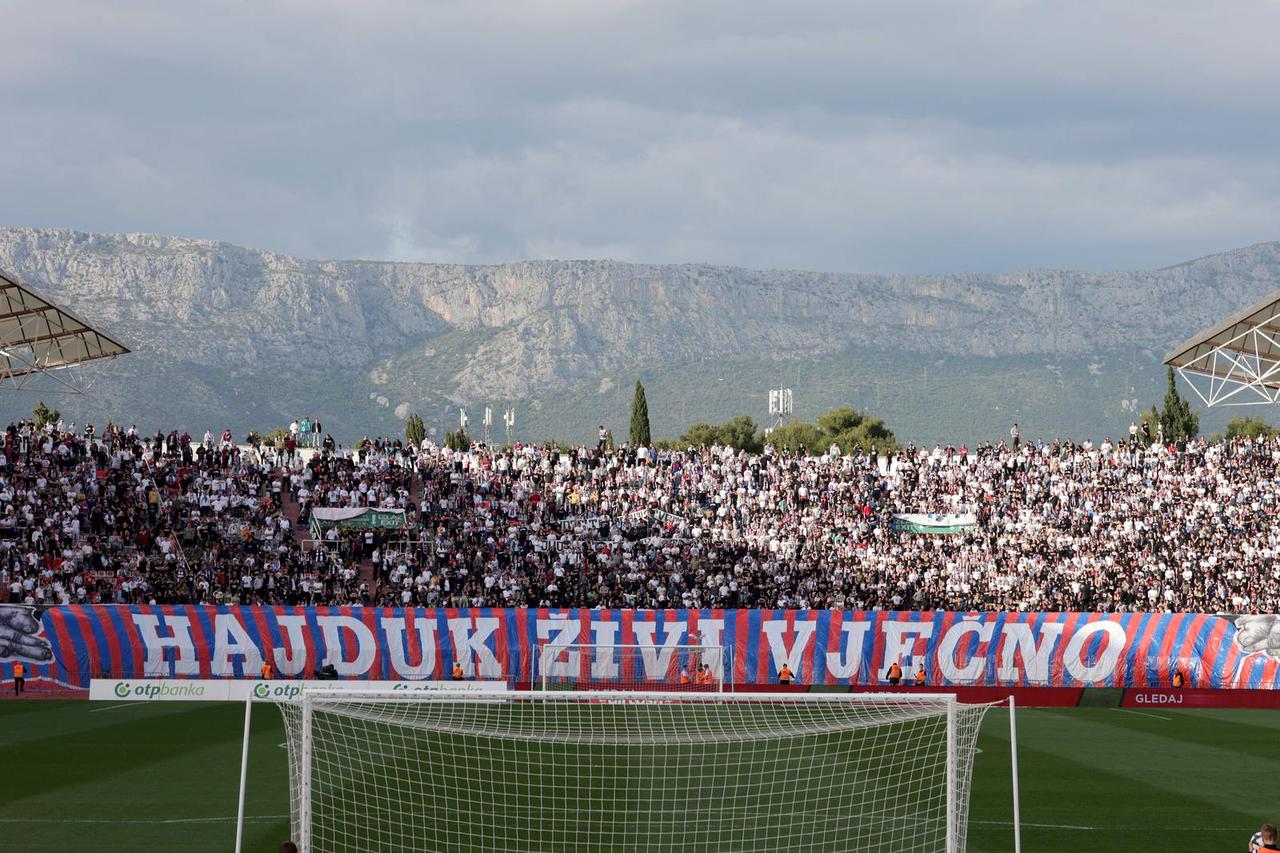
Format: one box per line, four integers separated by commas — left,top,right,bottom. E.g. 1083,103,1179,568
2,605,1279,701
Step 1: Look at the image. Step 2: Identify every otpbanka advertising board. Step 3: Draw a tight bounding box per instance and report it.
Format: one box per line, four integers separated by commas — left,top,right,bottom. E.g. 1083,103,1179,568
89,678,509,702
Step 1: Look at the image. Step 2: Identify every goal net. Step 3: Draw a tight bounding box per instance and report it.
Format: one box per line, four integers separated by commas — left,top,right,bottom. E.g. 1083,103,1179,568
271,691,992,852
536,643,726,691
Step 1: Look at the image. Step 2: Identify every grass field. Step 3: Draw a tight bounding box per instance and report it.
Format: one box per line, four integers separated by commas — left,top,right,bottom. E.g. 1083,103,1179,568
1,699,1275,852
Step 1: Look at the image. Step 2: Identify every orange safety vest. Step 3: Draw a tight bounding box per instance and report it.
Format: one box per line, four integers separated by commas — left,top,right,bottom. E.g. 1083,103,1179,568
915,670,926,685
1172,671,1185,687
452,662,464,679
698,668,713,685
888,663,902,680
13,662,24,678
680,670,690,684
261,662,273,679
778,666,793,683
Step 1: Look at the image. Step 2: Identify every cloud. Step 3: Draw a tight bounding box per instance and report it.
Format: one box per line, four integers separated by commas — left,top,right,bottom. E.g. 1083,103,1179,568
2,0,1280,273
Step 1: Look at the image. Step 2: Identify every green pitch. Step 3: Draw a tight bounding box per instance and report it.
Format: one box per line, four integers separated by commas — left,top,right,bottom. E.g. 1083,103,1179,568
1,700,1276,852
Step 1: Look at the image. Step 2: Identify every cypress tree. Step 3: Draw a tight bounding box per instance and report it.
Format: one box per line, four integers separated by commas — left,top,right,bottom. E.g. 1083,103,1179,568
405,413,426,446
1159,366,1199,439
629,381,651,447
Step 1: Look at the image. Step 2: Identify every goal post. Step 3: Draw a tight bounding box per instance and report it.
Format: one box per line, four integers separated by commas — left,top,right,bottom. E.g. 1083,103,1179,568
262,689,996,852
535,643,728,691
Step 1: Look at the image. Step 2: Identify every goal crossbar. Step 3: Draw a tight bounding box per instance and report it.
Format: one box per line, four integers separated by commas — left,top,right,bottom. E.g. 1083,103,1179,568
300,689,961,703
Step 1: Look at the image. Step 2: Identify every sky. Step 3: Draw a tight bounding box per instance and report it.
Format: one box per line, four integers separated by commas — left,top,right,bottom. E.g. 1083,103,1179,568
3,0,1280,274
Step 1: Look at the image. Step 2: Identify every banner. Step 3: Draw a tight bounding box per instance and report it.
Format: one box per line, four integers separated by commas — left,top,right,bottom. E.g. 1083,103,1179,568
4,605,1280,692
891,513,977,534
309,507,406,530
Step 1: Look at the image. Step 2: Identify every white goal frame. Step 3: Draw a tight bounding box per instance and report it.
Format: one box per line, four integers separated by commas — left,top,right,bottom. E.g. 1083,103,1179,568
236,688,1020,853
534,642,728,691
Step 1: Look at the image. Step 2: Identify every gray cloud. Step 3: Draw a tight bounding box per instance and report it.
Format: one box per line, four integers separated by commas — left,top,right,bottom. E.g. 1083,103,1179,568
2,0,1279,273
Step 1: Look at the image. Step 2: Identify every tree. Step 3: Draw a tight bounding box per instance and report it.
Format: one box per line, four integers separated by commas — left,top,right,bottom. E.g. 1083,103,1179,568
1158,366,1199,440
675,416,762,452
444,429,471,451
717,415,762,453
764,406,898,455
678,422,723,448
817,406,896,454
1139,405,1161,445
629,381,651,447
405,413,426,447
32,401,60,430
767,420,826,453
1226,415,1278,439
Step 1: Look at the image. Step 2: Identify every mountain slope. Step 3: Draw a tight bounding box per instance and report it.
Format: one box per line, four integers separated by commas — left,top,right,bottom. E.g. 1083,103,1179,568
0,226,1274,444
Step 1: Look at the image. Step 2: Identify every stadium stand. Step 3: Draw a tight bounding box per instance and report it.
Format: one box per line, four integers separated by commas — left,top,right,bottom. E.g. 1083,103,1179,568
2,419,1279,614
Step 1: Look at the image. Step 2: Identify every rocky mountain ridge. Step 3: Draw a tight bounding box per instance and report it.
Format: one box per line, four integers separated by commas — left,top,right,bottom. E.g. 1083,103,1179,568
0,226,1274,442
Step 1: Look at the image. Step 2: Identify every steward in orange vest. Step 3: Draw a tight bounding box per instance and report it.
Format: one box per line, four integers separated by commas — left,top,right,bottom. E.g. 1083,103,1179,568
261,661,273,680
452,661,464,680
778,664,794,685
1172,669,1185,688
12,661,25,696
915,665,927,686
886,661,903,685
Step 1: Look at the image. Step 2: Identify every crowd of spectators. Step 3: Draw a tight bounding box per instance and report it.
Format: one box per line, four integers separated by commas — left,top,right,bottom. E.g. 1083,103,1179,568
381,433,1280,613
0,419,363,608
3,416,1280,614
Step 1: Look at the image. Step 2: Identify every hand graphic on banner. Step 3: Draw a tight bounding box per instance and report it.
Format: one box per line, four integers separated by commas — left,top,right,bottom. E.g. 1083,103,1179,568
0,606,55,662
1232,614,1280,658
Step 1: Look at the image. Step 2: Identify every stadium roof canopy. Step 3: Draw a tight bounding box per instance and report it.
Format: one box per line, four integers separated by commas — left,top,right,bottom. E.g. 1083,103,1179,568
0,270,130,392
1165,288,1280,407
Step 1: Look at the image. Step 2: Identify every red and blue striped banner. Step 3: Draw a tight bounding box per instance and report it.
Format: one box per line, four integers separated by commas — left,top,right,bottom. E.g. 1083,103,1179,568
2,605,1278,692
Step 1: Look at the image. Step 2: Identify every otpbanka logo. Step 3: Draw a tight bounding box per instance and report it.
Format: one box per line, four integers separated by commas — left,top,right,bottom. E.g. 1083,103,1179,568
109,681,207,699
253,682,304,700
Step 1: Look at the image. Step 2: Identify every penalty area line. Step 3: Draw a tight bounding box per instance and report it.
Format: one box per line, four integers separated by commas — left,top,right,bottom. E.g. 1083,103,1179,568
972,820,1244,832
88,702,144,713
1113,708,1171,721
0,815,289,825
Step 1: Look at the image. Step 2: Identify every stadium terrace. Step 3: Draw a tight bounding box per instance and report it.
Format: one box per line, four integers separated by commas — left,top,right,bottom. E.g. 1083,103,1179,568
1,417,1279,615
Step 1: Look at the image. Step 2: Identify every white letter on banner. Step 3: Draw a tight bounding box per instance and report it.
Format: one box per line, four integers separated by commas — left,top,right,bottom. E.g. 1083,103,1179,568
880,621,935,677
938,620,994,683
632,621,688,678
1064,621,1127,683
762,620,818,674
825,620,873,679
273,613,310,676
133,613,200,676
316,615,376,677
998,621,1065,684
381,616,437,679
588,619,620,678
536,617,582,678
447,616,502,678
212,613,263,676
695,619,727,679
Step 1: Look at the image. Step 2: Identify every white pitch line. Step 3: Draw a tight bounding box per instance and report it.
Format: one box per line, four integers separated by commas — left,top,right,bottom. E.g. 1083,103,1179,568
973,820,1245,832
972,820,1098,830
88,702,143,713
0,815,288,825
1114,708,1171,721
